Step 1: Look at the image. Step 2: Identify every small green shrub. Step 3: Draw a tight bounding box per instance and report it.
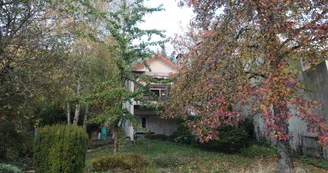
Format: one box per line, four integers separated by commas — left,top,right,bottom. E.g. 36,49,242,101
153,154,185,168
300,156,328,169
34,124,88,173
241,145,276,157
0,163,23,173
91,153,149,173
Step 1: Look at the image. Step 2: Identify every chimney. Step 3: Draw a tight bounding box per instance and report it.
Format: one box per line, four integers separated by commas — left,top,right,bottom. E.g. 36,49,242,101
176,54,184,67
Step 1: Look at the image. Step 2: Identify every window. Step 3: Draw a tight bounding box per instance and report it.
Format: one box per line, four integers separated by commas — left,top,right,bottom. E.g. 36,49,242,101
150,88,168,98
141,117,146,128
150,89,160,97
143,85,171,100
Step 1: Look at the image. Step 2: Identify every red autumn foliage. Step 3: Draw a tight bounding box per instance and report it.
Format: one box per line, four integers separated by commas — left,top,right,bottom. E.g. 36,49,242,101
164,0,327,172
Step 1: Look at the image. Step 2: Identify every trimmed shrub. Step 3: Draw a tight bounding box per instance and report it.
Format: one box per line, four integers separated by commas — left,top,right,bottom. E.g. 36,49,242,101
34,124,88,173
153,154,185,168
91,153,149,173
0,163,23,173
241,145,276,157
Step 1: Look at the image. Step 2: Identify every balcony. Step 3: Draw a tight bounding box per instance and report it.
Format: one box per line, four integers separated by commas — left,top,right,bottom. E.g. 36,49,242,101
142,84,171,101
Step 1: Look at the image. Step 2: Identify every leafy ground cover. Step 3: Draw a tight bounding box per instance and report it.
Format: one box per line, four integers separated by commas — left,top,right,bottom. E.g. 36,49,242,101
86,139,328,173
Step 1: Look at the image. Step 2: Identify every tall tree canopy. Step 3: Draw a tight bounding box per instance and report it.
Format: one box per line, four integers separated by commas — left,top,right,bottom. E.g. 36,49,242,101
86,0,165,154
165,0,327,172
0,0,118,128
0,0,76,125
0,1,166,152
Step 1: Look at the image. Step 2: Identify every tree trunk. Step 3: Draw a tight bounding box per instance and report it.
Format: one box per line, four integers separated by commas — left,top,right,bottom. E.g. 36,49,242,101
113,127,119,154
277,140,294,173
67,103,71,125
73,80,81,125
83,82,91,130
274,104,294,172
112,72,123,155
73,104,80,125
83,105,88,131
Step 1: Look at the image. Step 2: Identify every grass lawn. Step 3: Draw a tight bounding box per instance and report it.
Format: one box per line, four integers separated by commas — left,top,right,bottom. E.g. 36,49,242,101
86,139,328,173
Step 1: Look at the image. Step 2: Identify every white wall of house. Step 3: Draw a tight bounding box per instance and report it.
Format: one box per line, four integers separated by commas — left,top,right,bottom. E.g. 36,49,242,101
140,116,177,135
123,56,179,140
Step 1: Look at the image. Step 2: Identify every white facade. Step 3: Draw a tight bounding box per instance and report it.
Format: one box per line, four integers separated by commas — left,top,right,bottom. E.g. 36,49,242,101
123,55,179,140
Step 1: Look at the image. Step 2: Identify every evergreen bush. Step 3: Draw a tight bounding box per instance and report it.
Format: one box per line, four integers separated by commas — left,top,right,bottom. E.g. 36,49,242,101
34,124,88,173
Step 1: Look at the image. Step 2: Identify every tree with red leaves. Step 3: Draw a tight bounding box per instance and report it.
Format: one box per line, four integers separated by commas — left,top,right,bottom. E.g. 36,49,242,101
165,0,327,172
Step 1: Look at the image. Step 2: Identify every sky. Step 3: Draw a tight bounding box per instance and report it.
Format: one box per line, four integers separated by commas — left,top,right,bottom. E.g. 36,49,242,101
139,0,194,56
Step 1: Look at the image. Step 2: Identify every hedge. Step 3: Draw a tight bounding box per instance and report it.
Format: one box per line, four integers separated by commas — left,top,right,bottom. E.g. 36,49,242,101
34,124,88,173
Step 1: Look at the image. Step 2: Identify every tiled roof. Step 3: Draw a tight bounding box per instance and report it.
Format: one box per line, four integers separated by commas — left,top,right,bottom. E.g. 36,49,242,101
132,54,180,71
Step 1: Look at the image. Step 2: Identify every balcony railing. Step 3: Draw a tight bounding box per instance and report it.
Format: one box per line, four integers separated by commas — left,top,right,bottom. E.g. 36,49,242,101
142,85,171,101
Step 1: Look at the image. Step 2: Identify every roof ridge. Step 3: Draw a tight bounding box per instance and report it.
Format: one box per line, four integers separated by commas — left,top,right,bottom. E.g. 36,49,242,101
132,54,180,71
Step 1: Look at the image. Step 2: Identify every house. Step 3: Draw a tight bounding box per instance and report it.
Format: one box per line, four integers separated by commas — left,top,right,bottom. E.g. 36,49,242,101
123,54,179,140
